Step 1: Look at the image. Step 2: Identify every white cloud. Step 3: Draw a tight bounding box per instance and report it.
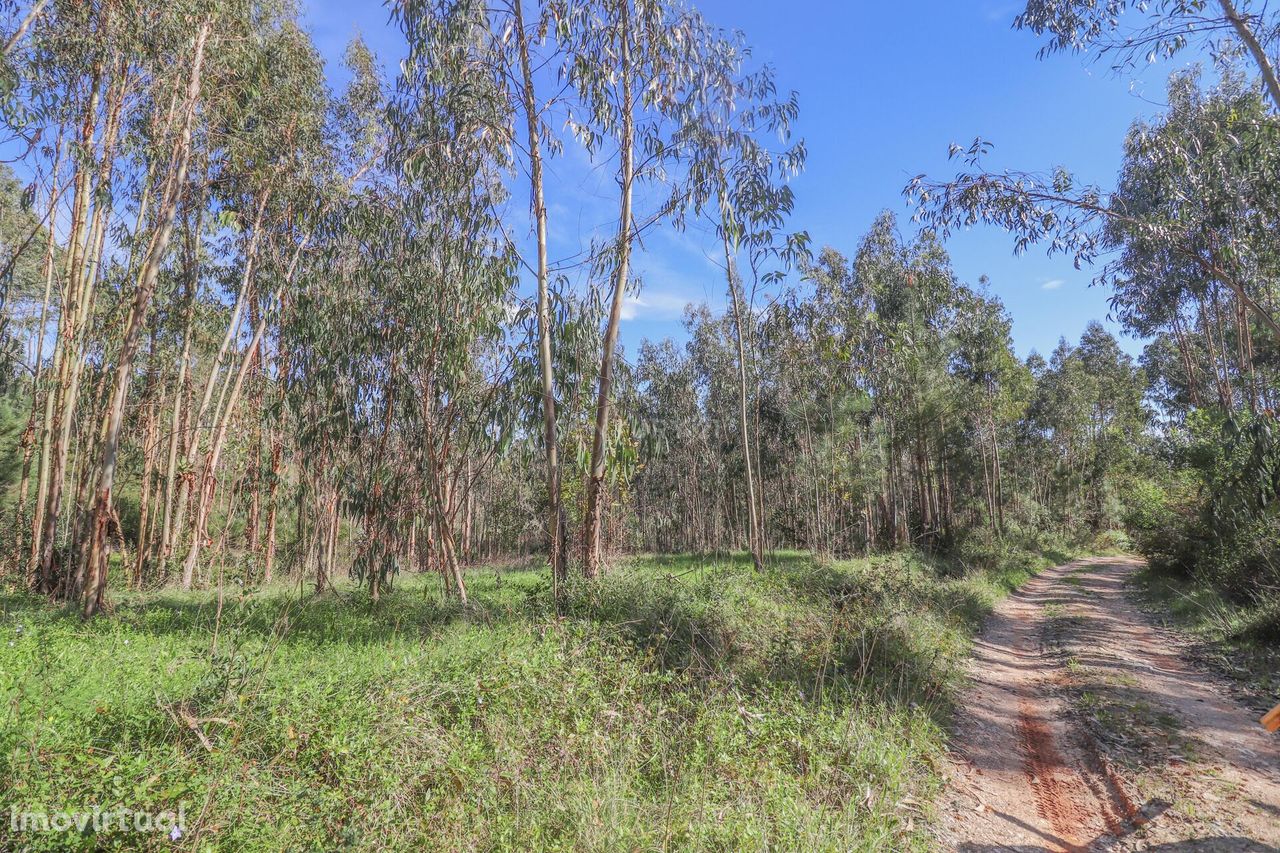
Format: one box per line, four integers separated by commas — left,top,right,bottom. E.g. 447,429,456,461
621,291,697,322
1041,279,1064,291
982,1,1023,22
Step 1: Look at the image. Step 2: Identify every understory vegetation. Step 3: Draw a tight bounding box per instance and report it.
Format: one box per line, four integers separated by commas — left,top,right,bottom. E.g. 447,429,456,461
1,540,1080,851
1124,407,1280,647
1134,565,1280,705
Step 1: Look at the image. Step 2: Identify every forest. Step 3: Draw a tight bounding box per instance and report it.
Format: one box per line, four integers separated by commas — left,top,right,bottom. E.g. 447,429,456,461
0,0,1277,850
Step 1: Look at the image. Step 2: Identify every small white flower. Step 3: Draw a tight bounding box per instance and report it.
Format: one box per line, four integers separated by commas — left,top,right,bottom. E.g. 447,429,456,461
170,825,183,841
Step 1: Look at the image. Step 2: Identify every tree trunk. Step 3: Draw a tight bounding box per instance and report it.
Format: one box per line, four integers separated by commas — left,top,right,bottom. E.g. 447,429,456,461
514,0,567,592
179,281,273,590
11,136,65,569
3,0,49,56
133,337,162,587
1219,0,1280,112
583,0,634,579
721,216,763,572
174,189,270,588
81,24,208,617
263,437,281,584
37,68,107,593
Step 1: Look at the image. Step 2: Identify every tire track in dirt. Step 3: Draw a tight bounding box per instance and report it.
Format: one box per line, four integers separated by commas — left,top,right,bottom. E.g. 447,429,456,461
1016,693,1140,845
1016,696,1094,844
936,557,1280,852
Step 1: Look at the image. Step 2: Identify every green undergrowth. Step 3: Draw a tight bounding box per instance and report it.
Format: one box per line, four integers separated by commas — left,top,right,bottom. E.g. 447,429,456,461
0,540,1080,851
1132,567,1280,705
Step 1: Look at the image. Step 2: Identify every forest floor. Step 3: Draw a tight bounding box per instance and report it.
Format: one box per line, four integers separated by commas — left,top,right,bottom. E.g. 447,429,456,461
938,557,1280,852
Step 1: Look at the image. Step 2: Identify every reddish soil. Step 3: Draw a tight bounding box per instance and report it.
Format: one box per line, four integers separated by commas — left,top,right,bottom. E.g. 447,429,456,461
937,557,1280,851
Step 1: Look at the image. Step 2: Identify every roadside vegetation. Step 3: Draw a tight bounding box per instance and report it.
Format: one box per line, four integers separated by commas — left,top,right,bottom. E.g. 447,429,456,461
1133,567,1280,706
1,538,1085,851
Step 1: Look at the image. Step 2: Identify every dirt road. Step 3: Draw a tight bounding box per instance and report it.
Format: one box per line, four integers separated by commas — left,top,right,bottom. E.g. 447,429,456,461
938,557,1280,851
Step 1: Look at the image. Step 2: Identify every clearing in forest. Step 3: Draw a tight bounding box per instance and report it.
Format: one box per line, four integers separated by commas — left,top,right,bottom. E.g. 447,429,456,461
939,557,1280,851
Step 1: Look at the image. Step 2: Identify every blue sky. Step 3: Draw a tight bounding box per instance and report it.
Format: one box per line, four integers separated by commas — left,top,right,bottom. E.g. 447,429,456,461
300,0,1191,361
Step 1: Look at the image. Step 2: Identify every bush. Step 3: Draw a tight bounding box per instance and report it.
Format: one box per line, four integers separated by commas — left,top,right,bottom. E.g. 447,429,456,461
1091,528,1132,553
1125,410,1280,648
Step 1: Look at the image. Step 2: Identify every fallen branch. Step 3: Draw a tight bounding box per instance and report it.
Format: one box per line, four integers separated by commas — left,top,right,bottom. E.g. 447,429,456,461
160,700,240,751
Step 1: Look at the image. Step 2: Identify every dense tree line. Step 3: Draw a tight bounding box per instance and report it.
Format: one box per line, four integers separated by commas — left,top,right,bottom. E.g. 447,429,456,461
0,0,822,612
623,218,1148,559
0,0,1273,627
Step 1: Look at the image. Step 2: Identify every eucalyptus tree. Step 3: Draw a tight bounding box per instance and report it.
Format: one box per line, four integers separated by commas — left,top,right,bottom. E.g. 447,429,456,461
1023,325,1149,529
395,0,520,602
0,163,51,308
412,0,573,587
1077,322,1151,525
909,1,1280,343
679,26,807,569
0,275,12,398
11,0,215,595
0,164,36,395
626,220,1055,556
0,0,192,596
1016,0,1280,112
519,283,607,553
79,10,212,615
1104,73,1280,414
907,69,1280,406
853,217,969,546
951,289,1033,537
0,0,342,609
1,152,63,563
172,16,329,592
73,2,332,612
510,0,569,584
558,0,711,576
1141,330,1217,418
789,247,878,552
903,5,1280,565
0,1,48,56
25,0,131,593
683,303,744,548
285,0,518,602
631,337,702,550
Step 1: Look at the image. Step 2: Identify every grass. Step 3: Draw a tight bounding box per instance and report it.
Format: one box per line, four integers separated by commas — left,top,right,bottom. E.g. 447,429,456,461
1131,568,1280,705
0,543,1076,851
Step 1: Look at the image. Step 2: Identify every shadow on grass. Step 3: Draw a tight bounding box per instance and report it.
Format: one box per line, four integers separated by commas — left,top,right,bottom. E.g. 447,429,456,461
0,565,547,649
1132,565,1280,703
563,550,974,722
1,544,1069,729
